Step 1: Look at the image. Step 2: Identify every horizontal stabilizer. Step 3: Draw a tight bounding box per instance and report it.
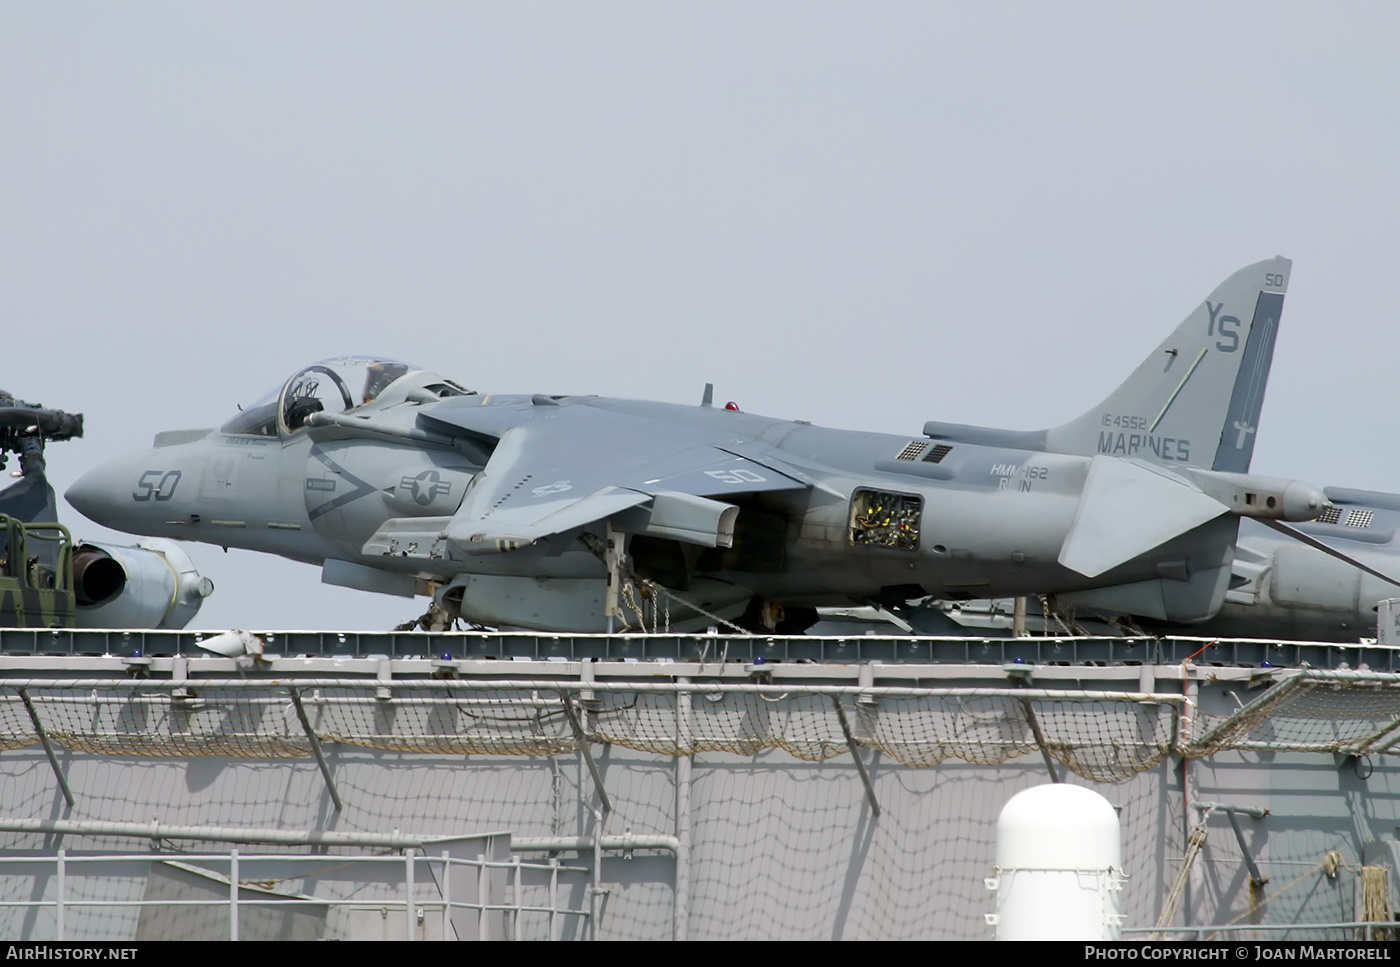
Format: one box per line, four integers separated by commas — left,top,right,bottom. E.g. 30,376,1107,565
1059,456,1228,577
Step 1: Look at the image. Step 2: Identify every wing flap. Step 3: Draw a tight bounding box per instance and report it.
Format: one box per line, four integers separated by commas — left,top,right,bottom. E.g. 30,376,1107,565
362,516,453,560
446,487,650,553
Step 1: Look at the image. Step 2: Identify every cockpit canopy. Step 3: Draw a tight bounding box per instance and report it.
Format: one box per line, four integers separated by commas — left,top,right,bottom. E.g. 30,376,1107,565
220,356,467,437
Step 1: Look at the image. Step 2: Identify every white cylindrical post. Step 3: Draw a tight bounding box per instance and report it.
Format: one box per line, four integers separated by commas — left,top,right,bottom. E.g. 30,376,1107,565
987,784,1124,941
55,848,66,941
229,849,239,942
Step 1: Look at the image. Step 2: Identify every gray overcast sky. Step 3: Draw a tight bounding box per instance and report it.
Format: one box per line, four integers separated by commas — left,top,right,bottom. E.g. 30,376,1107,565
3,3,1397,630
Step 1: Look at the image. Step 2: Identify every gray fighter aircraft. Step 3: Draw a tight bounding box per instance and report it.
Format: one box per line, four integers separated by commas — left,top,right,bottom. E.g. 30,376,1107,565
67,257,1352,634
1044,495,1400,642
1193,497,1400,641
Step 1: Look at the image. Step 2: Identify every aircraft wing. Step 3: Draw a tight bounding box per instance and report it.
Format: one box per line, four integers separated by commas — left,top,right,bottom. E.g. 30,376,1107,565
439,404,809,554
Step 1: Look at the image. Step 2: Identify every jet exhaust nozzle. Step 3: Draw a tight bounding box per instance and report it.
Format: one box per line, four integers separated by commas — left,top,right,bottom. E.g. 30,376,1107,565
72,539,214,630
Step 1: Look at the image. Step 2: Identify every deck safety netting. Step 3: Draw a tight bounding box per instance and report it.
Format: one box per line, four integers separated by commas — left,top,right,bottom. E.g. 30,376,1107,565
1185,672,1400,756
315,688,576,756
592,691,848,760
0,693,40,751
852,694,1175,782
0,681,1181,780
7,671,1400,783
2,689,312,757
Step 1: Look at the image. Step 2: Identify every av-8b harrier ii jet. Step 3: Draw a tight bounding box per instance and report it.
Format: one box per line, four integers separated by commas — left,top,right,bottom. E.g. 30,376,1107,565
68,257,1356,634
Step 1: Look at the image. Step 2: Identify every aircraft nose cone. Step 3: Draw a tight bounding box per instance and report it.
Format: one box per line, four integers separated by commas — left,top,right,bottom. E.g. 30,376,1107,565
66,460,130,528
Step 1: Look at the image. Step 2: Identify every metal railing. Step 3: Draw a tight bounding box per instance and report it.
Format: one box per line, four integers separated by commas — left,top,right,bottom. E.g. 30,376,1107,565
0,627,1392,669
0,848,591,941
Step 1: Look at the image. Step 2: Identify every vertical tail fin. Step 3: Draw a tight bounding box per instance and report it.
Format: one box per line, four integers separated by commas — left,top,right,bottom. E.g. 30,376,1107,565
1043,257,1290,472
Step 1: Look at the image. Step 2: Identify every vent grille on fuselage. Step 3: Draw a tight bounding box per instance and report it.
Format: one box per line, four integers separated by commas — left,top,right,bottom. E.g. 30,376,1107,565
896,441,929,461
1347,509,1374,528
1316,506,1343,525
924,444,953,464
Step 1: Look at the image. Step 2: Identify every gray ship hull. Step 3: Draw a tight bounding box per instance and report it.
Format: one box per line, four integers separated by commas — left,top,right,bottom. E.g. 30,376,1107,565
0,630,1394,941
